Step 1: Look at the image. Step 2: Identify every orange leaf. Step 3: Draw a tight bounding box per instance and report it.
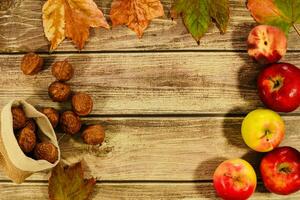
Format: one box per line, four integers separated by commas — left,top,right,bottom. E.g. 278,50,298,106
48,162,96,200
247,0,300,36
110,0,164,38
43,0,109,51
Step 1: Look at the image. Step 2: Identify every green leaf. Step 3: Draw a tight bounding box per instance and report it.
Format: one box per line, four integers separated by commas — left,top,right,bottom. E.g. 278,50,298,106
172,0,230,44
48,162,96,200
247,0,300,36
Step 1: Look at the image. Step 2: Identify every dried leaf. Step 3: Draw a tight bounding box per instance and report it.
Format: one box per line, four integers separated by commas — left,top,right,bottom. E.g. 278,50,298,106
110,0,164,38
247,0,300,36
171,0,230,44
43,0,65,51
49,162,96,200
43,0,109,50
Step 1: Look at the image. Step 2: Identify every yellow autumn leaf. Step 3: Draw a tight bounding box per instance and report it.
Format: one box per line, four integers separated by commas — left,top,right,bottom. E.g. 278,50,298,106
43,0,109,51
43,0,65,51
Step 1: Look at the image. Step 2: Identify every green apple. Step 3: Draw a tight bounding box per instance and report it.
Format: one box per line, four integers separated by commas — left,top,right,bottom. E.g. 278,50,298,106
241,109,285,152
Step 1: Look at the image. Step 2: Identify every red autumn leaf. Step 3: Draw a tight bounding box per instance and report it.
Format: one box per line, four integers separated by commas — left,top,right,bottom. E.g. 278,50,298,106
247,0,300,36
48,162,96,200
110,0,164,38
43,0,110,51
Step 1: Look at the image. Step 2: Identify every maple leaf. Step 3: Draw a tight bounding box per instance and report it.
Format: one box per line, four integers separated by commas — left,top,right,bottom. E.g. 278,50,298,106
43,0,110,51
171,0,230,44
48,162,96,200
110,0,164,38
247,0,300,36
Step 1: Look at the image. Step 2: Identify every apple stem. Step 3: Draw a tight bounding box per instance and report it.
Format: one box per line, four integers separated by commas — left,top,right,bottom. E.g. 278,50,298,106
260,130,271,141
293,24,300,37
278,163,292,174
268,76,283,91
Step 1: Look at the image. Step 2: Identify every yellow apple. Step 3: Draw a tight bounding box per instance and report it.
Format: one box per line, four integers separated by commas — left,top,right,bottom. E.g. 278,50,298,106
242,109,285,152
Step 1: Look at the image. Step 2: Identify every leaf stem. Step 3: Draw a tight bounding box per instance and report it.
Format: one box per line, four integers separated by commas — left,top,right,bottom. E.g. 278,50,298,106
293,24,300,37
58,133,66,144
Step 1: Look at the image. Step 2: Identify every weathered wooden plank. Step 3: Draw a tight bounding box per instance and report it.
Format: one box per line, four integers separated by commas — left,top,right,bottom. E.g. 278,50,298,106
0,0,299,52
0,52,299,114
0,182,299,199
0,116,299,181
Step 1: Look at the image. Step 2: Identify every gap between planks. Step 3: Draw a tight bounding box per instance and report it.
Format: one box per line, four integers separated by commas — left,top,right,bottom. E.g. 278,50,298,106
83,113,300,119
1,182,299,200
1,49,300,55
0,180,214,184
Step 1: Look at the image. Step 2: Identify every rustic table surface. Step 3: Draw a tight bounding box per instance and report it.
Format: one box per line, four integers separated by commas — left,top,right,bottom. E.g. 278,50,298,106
0,0,300,199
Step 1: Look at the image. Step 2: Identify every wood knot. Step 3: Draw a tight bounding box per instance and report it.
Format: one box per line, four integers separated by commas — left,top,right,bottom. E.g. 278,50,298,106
0,0,21,12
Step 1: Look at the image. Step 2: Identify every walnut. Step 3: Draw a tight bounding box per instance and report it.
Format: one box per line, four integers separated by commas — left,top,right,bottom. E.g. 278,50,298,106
41,107,60,128
34,142,58,164
11,106,27,130
25,119,37,132
60,111,81,135
82,125,105,145
17,127,36,153
51,60,74,81
21,53,43,75
48,81,71,102
72,92,93,116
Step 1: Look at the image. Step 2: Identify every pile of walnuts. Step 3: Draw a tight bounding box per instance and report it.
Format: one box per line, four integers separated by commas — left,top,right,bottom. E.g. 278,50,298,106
12,106,58,163
20,53,105,151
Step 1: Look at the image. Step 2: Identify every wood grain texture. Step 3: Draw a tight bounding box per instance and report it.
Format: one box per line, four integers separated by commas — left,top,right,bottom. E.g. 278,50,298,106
1,1,300,200
0,0,299,52
0,116,299,181
0,53,299,115
1,182,299,199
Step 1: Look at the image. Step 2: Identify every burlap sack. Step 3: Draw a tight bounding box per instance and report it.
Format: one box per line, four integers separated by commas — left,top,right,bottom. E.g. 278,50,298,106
0,99,60,183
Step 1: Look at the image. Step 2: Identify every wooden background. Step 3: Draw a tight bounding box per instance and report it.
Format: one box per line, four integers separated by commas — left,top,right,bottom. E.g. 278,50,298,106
0,0,300,199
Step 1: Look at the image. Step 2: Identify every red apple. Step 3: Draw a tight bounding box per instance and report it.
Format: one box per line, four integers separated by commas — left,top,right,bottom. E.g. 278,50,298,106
248,25,287,64
213,159,257,200
258,63,300,112
260,146,300,195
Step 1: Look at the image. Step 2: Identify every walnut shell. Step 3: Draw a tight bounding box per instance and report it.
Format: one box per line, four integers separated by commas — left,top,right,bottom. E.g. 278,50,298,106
48,81,71,102
60,111,81,135
25,119,37,132
21,53,43,75
41,107,60,128
34,142,58,163
72,92,93,116
51,60,74,81
82,125,105,145
17,127,36,153
11,106,27,130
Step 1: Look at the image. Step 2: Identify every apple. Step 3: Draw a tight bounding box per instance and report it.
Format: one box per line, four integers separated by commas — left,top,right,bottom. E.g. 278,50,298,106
213,158,257,200
258,63,300,113
248,25,287,64
241,109,285,152
260,146,300,195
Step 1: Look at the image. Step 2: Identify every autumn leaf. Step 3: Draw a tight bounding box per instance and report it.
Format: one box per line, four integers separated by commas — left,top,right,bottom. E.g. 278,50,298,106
247,0,300,36
110,0,164,38
171,0,230,44
43,0,109,51
49,162,96,200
